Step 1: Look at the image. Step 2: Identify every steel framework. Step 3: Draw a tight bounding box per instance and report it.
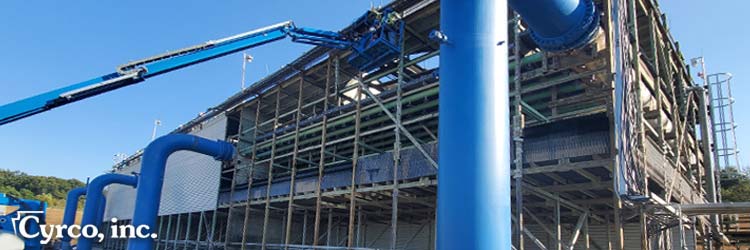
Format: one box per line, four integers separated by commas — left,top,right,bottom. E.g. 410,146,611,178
96,0,734,249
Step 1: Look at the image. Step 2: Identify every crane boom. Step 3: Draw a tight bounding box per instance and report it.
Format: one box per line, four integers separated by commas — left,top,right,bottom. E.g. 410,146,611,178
0,10,403,126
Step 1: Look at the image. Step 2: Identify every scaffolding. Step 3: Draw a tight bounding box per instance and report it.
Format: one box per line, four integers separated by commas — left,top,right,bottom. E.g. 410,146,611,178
97,0,732,249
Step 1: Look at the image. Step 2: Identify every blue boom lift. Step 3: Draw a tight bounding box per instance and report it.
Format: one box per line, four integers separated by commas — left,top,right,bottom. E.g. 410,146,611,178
0,193,47,250
0,9,403,126
0,8,401,249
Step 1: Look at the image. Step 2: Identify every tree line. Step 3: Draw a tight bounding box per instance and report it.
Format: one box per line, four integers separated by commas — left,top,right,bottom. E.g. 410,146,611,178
0,169,85,207
721,167,750,202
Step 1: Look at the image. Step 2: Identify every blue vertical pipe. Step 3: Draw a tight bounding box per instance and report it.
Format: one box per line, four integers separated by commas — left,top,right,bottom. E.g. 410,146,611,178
97,196,107,227
437,1,510,250
61,188,107,250
508,0,599,51
61,187,86,250
77,174,138,250
127,134,234,250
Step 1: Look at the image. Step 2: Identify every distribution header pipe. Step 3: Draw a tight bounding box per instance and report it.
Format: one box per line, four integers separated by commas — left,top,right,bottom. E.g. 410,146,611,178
61,187,86,250
77,174,138,250
508,0,600,51
437,0,510,249
127,134,235,250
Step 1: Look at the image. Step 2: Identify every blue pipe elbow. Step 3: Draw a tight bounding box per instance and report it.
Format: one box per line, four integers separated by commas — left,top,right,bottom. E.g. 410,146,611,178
61,187,86,250
127,134,234,250
77,174,137,250
509,0,600,51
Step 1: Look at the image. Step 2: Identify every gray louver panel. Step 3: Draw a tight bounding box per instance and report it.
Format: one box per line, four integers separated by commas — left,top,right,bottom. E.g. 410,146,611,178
103,114,227,221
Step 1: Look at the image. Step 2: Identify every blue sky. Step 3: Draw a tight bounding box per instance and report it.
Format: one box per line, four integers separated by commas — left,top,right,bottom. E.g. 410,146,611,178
0,1,373,180
0,1,747,181
660,0,749,170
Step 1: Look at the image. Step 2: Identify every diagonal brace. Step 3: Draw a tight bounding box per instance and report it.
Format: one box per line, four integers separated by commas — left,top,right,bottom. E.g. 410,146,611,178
512,214,549,250
357,81,439,169
568,211,589,249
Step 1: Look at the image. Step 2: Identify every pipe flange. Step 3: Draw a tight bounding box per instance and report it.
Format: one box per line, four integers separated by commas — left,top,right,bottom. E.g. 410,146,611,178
530,0,600,52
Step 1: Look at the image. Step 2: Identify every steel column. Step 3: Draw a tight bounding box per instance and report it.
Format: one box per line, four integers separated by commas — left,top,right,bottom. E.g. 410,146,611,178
184,213,192,250
174,214,182,250
240,97,263,250
164,215,172,250
554,198,562,250
391,29,405,250
195,211,205,250
313,56,334,247
284,77,306,249
512,10,525,250
346,84,363,248
327,208,333,246
261,90,283,250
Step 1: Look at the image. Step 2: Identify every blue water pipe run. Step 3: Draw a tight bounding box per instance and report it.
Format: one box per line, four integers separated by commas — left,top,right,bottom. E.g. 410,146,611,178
437,0,510,249
61,187,85,250
77,174,138,250
508,0,600,51
96,196,107,232
127,134,234,250
61,187,108,250
436,0,602,248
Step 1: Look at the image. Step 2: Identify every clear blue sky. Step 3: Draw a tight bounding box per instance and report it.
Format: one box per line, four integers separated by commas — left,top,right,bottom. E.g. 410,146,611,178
0,1,373,180
0,1,747,181
659,0,750,170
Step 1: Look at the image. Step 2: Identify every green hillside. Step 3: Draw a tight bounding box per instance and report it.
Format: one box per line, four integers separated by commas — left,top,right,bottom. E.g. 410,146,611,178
0,169,85,207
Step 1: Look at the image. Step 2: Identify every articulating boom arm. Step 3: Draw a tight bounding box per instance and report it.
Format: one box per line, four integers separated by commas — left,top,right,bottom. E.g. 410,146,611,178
0,21,346,126
0,10,404,126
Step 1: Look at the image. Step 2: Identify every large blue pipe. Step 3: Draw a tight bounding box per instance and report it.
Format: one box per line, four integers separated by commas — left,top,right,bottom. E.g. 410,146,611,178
508,0,599,51
61,188,107,250
77,174,138,250
127,134,234,250
61,187,86,250
437,1,510,250
96,196,107,230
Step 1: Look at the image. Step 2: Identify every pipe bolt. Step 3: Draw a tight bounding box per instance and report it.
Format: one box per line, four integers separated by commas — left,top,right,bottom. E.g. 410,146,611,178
428,30,448,44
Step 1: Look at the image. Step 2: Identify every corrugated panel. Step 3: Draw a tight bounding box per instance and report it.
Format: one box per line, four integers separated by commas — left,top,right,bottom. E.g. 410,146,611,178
522,223,643,250
103,114,227,220
103,158,140,221
524,131,609,163
159,114,227,215
362,221,434,250
220,143,438,205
